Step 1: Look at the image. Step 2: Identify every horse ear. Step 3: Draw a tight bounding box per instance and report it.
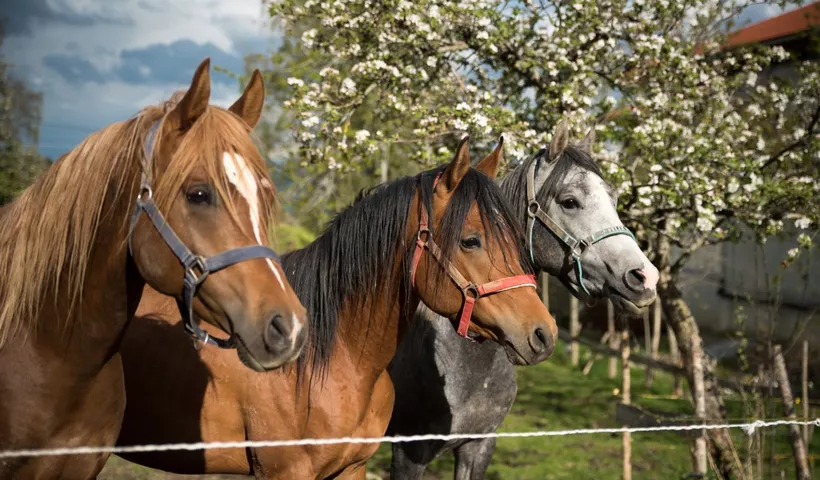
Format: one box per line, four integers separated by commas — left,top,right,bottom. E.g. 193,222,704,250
548,119,570,163
170,57,211,131
438,135,471,193
579,126,596,153
229,69,265,129
475,135,503,180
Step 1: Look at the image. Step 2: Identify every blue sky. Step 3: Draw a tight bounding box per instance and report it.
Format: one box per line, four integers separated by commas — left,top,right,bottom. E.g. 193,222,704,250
1,0,281,159
0,1,790,160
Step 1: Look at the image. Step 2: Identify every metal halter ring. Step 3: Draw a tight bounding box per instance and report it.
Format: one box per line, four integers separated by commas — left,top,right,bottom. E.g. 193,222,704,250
416,227,430,243
463,284,480,300
137,185,153,203
527,200,540,218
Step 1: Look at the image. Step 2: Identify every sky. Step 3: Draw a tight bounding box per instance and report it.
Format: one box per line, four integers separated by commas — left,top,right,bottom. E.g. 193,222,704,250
0,0,282,159
0,0,793,160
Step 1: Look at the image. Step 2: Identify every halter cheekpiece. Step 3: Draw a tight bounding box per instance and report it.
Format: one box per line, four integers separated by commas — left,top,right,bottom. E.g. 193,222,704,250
127,120,283,349
525,150,637,300
410,173,537,342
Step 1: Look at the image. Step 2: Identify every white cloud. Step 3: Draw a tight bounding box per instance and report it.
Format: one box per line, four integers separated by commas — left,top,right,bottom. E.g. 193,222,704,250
1,0,278,156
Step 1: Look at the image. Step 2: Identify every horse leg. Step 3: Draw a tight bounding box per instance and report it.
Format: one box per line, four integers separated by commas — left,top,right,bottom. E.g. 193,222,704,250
453,438,496,480
389,442,434,480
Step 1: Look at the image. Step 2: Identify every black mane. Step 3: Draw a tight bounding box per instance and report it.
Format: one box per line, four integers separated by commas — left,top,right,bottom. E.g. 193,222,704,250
501,144,603,225
281,164,532,383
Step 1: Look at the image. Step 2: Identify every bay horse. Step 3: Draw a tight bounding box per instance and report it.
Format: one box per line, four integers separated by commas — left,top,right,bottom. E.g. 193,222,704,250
115,135,557,478
0,58,306,479
387,121,660,479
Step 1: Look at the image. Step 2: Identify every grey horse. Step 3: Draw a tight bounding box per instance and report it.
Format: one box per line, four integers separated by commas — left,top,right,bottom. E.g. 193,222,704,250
387,121,659,479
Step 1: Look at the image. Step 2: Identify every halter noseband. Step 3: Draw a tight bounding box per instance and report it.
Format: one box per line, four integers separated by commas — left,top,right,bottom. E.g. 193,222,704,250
410,174,537,341
127,120,283,350
525,151,636,299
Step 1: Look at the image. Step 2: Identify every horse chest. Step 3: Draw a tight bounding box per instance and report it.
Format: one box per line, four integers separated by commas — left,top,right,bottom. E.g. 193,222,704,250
273,369,395,479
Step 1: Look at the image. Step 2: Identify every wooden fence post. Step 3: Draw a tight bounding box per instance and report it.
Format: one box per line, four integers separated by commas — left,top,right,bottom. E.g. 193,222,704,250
773,344,811,479
621,317,632,480
539,272,550,311
803,340,809,446
757,363,765,478
646,299,662,388
692,342,708,476
570,295,580,367
608,300,617,379
667,324,682,396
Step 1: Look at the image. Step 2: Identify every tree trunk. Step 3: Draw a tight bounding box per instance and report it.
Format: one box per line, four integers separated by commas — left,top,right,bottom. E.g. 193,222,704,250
659,281,739,477
656,233,738,478
772,344,811,480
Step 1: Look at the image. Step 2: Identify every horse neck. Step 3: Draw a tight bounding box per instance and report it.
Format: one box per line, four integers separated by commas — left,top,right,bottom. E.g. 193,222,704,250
336,257,417,379
39,156,146,368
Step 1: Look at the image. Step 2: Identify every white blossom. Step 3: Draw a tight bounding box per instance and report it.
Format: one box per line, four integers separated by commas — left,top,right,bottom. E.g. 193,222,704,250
355,129,371,143
340,78,357,96
301,29,318,49
795,217,811,230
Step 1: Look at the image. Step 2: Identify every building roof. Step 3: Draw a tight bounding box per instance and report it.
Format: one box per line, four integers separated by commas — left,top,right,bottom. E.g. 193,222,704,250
724,1,820,48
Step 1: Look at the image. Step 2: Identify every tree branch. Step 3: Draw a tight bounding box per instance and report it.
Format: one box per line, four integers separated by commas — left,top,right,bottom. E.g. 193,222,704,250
761,102,820,170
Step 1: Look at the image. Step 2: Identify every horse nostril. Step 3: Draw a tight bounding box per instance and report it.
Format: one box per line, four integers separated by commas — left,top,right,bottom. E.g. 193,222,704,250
625,269,646,292
531,327,555,358
264,314,291,352
535,327,547,345
270,314,287,335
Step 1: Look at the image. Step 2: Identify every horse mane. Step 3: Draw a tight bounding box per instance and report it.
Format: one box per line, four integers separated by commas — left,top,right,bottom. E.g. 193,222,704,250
0,92,274,348
281,165,532,383
501,144,603,225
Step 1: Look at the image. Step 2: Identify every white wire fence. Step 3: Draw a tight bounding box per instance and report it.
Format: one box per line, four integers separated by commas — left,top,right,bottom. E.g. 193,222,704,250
1,418,817,459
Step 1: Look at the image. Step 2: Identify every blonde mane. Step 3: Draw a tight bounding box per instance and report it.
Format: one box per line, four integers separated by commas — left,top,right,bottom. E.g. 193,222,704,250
0,93,276,347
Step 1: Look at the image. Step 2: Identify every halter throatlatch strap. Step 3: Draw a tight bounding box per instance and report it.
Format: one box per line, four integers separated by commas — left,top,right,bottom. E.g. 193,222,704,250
127,120,283,349
411,174,537,340
525,153,636,299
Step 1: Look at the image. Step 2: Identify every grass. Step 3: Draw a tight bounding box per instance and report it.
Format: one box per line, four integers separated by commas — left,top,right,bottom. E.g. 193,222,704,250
100,342,818,479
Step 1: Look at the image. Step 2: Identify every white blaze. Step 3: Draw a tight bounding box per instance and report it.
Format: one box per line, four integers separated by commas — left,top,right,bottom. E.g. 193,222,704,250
222,152,286,291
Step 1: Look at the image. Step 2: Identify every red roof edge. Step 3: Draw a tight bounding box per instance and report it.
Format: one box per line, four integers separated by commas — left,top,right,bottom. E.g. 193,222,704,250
725,1,820,48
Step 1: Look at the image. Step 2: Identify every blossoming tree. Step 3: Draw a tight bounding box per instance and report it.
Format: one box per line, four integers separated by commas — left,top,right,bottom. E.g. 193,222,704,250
259,0,820,475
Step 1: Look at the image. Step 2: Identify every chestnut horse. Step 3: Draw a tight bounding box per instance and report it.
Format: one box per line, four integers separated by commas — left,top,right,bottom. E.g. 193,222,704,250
115,136,557,478
0,58,306,479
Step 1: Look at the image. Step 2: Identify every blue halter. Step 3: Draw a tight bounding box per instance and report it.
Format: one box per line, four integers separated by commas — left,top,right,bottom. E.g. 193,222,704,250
525,151,637,299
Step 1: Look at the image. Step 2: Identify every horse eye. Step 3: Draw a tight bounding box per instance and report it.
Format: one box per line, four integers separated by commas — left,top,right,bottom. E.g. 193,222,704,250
186,186,213,205
460,237,482,250
560,198,579,210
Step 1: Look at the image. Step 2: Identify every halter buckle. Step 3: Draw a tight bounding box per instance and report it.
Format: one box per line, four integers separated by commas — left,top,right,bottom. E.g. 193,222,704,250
526,200,540,218
185,256,210,287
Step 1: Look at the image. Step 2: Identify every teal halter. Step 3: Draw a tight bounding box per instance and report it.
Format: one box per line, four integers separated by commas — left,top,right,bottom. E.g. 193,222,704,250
525,152,637,299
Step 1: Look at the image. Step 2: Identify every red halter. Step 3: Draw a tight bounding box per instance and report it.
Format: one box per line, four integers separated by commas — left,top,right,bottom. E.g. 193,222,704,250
410,174,537,340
